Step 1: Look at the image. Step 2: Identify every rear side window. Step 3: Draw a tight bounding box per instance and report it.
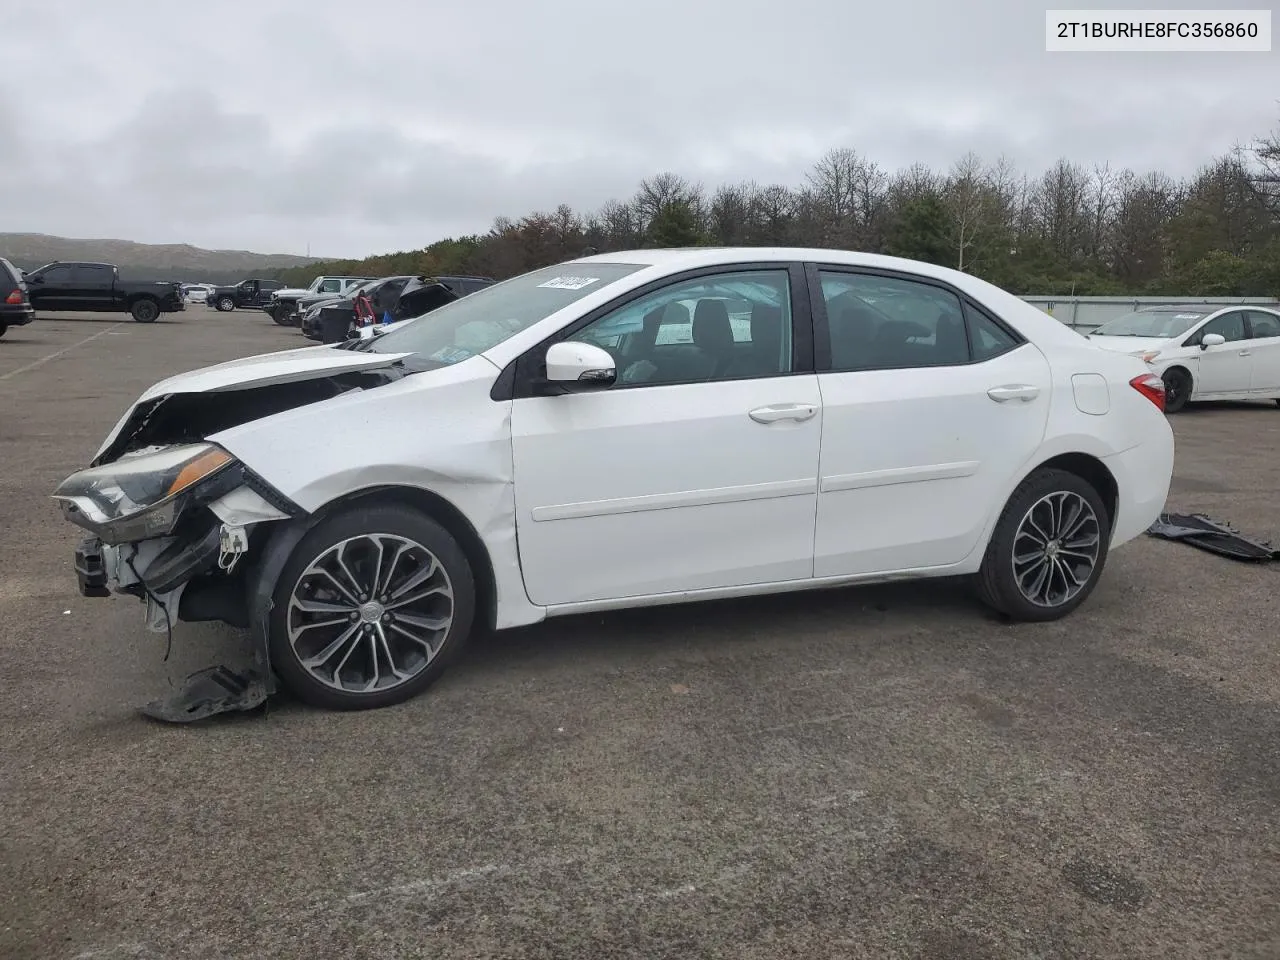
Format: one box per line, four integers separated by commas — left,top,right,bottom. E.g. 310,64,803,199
819,271,971,371
1247,311,1280,339
964,302,1022,361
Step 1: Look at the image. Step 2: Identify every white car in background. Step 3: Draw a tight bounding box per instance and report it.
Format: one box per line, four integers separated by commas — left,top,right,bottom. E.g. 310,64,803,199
182,284,215,304
1088,304,1280,413
53,248,1174,713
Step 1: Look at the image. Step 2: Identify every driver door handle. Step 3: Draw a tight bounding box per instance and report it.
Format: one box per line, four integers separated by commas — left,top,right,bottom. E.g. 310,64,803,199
749,403,817,424
987,384,1040,403
1238,349,1251,356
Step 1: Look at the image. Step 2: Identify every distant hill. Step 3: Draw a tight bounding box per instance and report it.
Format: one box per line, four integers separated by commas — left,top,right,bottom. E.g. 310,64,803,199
0,233,325,283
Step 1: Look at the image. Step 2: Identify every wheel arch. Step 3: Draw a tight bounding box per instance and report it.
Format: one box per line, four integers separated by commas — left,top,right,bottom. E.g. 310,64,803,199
1032,452,1118,528
306,484,499,632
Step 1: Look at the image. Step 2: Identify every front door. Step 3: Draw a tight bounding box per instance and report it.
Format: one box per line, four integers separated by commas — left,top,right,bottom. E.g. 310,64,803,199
1245,310,1280,393
27,264,76,311
510,265,823,607
809,267,1051,577
1188,310,1251,395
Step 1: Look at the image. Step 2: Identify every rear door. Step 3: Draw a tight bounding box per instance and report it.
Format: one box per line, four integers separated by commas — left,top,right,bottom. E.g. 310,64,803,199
808,264,1051,577
1244,309,1280,393
71,264,117,310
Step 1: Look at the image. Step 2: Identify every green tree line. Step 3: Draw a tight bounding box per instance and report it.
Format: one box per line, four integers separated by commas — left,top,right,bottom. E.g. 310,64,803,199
272,120,1280,297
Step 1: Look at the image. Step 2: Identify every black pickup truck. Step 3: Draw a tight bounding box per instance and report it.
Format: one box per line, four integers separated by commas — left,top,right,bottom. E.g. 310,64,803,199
23,261,185,323
207,278,285,312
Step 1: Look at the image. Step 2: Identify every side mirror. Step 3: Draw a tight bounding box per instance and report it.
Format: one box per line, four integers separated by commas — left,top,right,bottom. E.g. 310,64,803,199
545,342,616,391
1200,333,1225,349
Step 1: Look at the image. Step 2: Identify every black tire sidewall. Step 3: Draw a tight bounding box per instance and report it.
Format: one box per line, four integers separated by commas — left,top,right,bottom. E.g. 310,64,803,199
1162,368,1191,413
218,297,235,312
0,323,7,338
267,503,476,711
131,299,159,323
977,467,1112,622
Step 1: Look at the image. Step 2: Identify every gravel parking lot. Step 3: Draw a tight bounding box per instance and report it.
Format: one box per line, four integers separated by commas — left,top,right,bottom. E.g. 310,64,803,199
2,309,1279,960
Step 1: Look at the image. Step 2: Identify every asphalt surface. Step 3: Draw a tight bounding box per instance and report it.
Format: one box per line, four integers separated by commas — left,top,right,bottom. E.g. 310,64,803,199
2,307,1279,960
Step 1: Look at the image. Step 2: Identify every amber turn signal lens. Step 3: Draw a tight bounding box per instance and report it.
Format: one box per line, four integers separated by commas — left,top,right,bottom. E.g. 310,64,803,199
165,448,233,497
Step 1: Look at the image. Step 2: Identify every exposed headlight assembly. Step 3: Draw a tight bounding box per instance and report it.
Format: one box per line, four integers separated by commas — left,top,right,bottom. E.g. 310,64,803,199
52,443,240,544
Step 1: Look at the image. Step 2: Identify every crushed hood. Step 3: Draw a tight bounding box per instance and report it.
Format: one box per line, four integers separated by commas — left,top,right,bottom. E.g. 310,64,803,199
136,345,413,401
93,346,414,462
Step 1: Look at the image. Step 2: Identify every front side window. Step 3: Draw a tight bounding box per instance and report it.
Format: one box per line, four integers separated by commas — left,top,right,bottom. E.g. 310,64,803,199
566,269,793,386
319,279,342,293
1187,311,1246,345
818,271,970,371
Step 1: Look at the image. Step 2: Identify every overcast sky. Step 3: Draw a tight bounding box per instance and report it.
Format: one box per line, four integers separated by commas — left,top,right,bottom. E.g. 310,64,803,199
1,0,1275,259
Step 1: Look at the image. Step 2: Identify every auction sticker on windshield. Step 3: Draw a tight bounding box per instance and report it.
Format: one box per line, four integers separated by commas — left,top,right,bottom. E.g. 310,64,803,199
538,276,600,290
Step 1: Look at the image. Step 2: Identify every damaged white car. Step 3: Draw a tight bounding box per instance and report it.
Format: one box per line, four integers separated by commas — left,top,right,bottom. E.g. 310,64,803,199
54,248,1175,719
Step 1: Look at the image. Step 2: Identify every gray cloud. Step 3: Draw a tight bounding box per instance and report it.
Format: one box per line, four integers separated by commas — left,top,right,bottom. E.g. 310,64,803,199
1,0,1276,258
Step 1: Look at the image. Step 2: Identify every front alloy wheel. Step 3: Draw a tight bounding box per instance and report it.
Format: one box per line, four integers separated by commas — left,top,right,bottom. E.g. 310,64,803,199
268,504,475,710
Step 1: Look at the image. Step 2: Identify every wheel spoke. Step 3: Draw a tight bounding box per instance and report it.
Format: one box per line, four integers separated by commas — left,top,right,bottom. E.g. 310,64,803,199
385,585,451,609
302,622,362,669
315,568,361,607
388,557,439,601
294,597,357,615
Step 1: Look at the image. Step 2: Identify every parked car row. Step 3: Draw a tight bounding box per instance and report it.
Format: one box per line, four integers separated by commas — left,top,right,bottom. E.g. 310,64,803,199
295,274,496,343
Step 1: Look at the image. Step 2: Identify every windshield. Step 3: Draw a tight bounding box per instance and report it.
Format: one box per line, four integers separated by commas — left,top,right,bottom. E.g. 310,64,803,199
1092,310,1205,338
367,262,649,363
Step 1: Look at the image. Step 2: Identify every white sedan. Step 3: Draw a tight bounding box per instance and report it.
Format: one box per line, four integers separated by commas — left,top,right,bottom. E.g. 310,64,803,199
1088,304,1280,413
53,248,1174,712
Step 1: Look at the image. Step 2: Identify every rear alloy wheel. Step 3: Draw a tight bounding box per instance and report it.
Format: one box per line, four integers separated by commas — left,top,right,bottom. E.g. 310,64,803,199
975,467,1110,622
1162,367,1191,414
131,298,159,323
268,504,476,710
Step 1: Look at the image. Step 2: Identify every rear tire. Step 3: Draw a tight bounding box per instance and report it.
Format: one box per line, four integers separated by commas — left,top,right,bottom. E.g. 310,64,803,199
131,298,159,323
0,322,7,338
1162,367,1191,414
975,467,1111,622
267,503,476,711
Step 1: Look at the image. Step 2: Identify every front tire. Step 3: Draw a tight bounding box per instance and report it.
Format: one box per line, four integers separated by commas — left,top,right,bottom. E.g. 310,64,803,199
268,503,476,711
1162,367,1191,414
216,296,235,312
131,298,159,323
975,468,1110,622
272,306,293,326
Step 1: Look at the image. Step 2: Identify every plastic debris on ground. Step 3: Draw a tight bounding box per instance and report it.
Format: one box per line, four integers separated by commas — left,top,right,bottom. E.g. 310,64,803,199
1146,513,1280,562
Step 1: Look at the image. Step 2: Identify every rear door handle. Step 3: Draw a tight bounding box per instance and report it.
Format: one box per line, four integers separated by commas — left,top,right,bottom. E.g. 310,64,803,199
749,403,817,424
987,384,1040,403
1238,349,1251,356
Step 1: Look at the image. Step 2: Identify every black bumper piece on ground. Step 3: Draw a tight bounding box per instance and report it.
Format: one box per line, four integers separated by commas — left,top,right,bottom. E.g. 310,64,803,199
74,537,111,597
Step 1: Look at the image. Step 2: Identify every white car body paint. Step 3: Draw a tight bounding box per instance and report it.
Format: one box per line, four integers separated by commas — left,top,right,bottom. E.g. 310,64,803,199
87,247,1176,632
1089,305,1280,404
